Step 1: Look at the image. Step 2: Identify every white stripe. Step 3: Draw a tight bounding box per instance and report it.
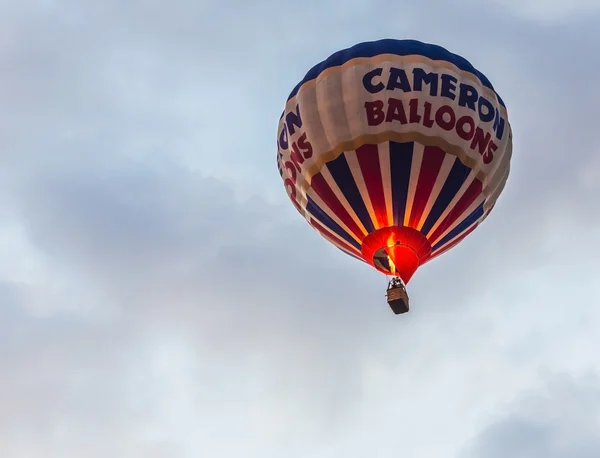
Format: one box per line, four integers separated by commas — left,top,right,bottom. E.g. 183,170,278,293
303,207,363,257
305,187,363,244
483,166,509,212
425,171,477,237
404,142,424,226
430,194,484,245
337,244,365,260
314,79,337,153
378,142,394,227
345,149,379,230
416,153,454,230
320,165,369,235
341,65,365,142
430,220,479,256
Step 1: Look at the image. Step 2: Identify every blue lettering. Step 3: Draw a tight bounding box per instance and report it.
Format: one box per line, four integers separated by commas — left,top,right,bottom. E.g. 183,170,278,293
386,67,412,92
278,124,288,150
362,68,385,93
458,83,478,111
493,108,505,140
285,104,303,136
440,74,457,100
412,68,438,96
478,96,495,122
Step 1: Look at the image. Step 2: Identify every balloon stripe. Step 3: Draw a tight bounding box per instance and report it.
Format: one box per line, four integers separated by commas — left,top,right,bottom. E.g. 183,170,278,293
421,157,473,235
325,153,376,233
408,146,446,228
431,202,485,251
309,217,364,257
430,223,479,259
389,141,414,227
427,178,483,243
310,173,366,241
305,196,362,250
355,144,389,228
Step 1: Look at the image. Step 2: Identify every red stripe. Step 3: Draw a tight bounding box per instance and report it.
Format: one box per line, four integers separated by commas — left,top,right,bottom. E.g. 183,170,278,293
408,146,446,228
428,178,483,245
310,173,366,241
355,144,389,228
309,218,363,258
430,223,478,260
291,198,302,213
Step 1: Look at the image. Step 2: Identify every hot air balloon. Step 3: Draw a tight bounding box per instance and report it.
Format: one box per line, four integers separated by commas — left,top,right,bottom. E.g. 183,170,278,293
276,39,512,314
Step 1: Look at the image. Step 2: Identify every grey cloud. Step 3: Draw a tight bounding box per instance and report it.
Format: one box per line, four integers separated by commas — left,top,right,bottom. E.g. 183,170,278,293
463,374,600,458
0,288,136,457
1,0,599,457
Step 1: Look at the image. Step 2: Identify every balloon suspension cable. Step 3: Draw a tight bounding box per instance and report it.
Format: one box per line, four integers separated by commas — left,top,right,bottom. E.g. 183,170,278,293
387,276,405,290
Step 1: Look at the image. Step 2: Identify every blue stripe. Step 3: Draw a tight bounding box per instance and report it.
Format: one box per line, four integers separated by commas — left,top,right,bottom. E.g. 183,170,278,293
431,202,484,251
326,153,376,233
305,197,362,251
389,141,413,227
338,247,365,262
421,157,472,236
286,39,504,107
375,254,392,271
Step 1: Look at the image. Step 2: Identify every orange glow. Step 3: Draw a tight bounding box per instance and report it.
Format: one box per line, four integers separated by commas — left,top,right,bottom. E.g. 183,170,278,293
384,244,420,284
387,254,396,275
360,226,432,284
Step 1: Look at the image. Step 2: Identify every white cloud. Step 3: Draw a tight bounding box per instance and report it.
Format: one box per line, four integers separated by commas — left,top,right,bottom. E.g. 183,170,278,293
0,0,599,457
487,0,600,22
463,373,600,458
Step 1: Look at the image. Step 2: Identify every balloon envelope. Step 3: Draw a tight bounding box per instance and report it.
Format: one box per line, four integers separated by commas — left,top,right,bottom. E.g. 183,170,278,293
277,39,512,284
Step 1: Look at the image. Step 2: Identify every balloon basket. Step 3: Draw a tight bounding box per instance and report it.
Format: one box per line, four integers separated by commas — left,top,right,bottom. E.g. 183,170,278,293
386,277,409,314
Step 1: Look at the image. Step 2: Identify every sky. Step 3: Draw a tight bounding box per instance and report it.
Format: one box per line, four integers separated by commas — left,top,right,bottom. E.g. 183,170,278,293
0,0,599,457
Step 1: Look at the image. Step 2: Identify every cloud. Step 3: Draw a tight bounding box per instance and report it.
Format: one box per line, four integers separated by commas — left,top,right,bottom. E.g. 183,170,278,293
463,373,600,458
0,0,599,457
487,0,600,23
